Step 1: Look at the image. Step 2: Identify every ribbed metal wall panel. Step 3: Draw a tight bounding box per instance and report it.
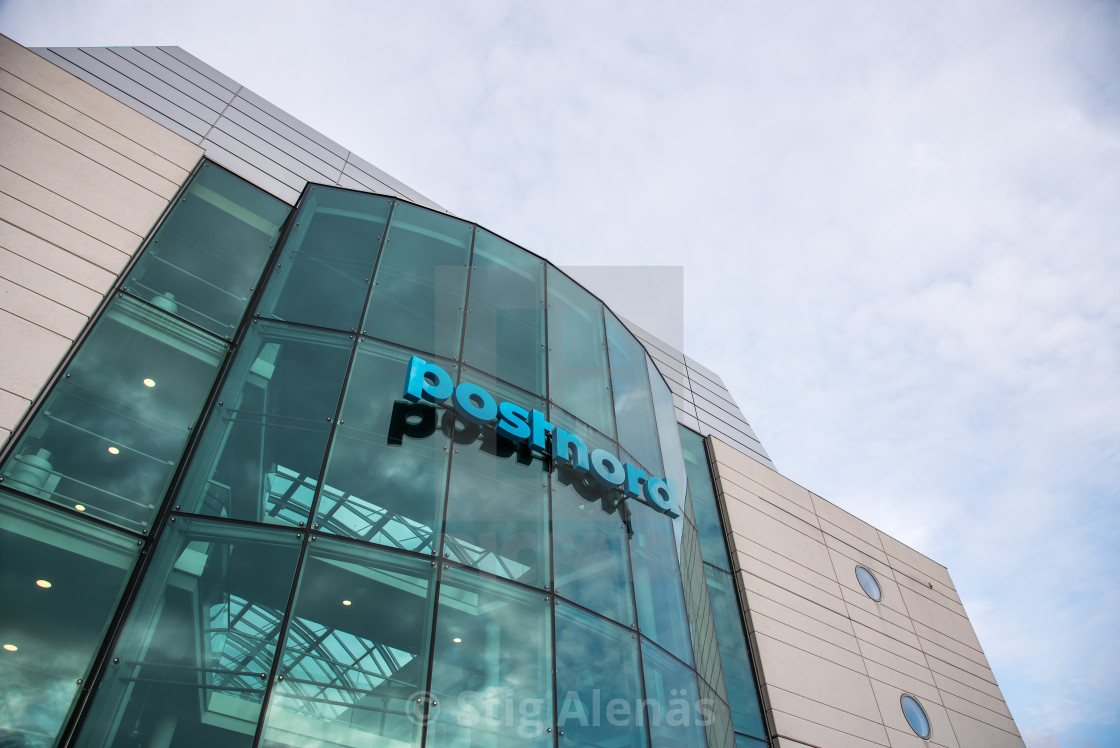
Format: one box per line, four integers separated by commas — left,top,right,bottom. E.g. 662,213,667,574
625,319,774,469
33,46,445,211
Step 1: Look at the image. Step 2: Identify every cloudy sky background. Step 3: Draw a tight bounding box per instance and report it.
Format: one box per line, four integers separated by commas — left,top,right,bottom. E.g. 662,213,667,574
2,1,1118,745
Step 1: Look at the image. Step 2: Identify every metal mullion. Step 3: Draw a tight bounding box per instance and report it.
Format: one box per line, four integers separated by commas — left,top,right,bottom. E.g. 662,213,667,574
355,198,399,337
543,258,559,745
701,437,771,746
418,368,465,746
624,506,655,748
247,527,314,748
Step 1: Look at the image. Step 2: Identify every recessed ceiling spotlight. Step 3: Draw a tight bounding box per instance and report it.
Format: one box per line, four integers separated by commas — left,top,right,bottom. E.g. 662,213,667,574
107,447,120,455
142,378,156,388
36,580,51,589
452,637,462,644
2,644,17,652
342,600,352,606
74,505,86,512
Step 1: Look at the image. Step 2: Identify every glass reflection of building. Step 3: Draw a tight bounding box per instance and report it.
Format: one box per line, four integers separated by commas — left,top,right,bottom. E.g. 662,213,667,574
0,162,769,747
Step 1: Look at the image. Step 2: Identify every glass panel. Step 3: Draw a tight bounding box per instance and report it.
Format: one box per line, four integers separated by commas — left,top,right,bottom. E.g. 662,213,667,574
641,643,708,748
546,268,614,439
648,356,686,517
315,340,451,554
555,605,648,748
259,540,436,748
460,229,546,395
679,510,726,701
735,733,769,747
426,567,553,747
74,519,301,748
0,295,226,532
362,202,472,359
443,371,550,588
605,312,661,476
256,186,390,331
680,427,731,571
629,500,692,664
125,161,290,337
705,566,767,739
699,679,734,748
551,466,635,626
0,490,139,746
176,322,352,526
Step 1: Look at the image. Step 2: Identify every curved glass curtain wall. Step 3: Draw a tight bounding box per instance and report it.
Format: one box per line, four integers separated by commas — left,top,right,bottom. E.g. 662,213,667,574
0,166,757,748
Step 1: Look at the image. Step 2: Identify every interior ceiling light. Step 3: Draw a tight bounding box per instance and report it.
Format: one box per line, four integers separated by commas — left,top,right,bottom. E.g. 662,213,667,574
142,378,156,388
107,447,120,455
342,600,352,606
35,580,51,589
452,637,462,644
74,505,86,512
2,644,17,652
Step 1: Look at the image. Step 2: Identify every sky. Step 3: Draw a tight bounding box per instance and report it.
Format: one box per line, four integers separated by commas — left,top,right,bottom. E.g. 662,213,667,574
2,1,1118,745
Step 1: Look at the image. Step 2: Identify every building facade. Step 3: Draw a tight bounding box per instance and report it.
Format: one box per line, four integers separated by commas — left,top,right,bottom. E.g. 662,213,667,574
0,35,1025,748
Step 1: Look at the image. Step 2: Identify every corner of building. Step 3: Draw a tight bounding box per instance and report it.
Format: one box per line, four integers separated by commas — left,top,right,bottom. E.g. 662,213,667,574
705,434,1026,748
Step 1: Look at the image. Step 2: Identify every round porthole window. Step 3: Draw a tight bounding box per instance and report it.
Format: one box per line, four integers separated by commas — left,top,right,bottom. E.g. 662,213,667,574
855,565,882,601
901,694,932,739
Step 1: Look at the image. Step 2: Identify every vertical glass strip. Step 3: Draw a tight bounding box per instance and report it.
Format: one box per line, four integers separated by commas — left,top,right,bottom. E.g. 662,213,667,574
680,426,732,571
705,566,767,740
679,492,728,704
648,356,686,515
605,312,662,475
680,426,768,742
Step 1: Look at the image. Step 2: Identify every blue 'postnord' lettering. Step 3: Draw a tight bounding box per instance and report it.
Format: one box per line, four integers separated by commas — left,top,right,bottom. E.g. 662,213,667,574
402,355,679,517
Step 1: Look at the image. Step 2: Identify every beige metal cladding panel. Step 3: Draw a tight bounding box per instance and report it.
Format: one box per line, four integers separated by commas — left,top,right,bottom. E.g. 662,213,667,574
709,435,1024,747
754,634,888,747
0,35,202,447
0,37,201,167
709,436,815,514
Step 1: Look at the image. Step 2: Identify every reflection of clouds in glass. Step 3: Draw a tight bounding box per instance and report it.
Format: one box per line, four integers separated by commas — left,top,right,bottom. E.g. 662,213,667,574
0,635,85,739
317,430,447,551
444,433,547,585
268,616,416,725
1,298,223,530
429,571,551,744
